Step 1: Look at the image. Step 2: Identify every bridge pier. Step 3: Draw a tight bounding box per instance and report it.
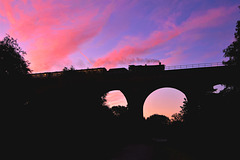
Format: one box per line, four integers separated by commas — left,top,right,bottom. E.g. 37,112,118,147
123,87,150,121
122,82,208,121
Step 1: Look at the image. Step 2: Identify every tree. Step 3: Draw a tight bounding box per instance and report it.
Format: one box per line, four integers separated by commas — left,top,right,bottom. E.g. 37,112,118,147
171,113,183,123
0,35,31,79
111,105,128,118
146,114,170,138
178,98,202,127
0,35,31,111
222,7,240,93
147,114,170,126
223,7,240,67
62,65,75,72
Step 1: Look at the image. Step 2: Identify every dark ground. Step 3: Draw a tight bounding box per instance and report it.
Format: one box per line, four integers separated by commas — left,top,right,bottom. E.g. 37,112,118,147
109,139,192,160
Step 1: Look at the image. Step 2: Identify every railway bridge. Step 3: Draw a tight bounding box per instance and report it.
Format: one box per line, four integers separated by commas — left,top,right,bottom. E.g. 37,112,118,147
30,63,239,120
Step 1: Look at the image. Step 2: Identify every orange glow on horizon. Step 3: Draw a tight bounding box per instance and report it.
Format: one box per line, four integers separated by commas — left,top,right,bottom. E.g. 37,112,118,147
105,88,186,119
143,88,186,119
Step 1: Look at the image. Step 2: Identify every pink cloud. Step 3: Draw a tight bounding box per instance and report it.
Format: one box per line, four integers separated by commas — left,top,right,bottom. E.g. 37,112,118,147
161,47,189,65
93,29,181,68
0,0,237,72
94,6,236,68
181,6,236,31
0,0,115,72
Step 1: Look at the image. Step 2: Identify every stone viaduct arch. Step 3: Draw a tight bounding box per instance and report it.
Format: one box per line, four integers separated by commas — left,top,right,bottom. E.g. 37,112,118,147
30,65,239,120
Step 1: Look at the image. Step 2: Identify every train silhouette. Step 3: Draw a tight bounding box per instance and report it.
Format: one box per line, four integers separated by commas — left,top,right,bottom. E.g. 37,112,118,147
32,62,165,78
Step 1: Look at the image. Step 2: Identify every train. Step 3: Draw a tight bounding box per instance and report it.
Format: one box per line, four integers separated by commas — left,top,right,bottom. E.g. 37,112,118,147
31,67,107,78
129,63,165,72
31,62,165,78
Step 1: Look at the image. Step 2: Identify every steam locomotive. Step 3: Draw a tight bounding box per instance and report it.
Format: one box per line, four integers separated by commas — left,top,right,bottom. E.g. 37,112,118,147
129,62,165,72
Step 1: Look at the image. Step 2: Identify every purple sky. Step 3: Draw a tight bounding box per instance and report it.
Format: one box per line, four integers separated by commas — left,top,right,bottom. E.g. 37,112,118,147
0,0,238,72
0,0,238,118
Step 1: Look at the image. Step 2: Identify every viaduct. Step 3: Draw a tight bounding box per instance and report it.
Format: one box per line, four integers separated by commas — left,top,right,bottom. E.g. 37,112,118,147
30,63,239,120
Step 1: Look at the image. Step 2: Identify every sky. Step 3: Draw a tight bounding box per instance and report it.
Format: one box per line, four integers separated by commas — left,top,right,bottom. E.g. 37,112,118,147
0,0,239,118
105,89,186,118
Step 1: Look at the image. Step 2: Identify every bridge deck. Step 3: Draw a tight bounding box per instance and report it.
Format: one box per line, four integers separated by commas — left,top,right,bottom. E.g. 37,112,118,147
31,62,224,78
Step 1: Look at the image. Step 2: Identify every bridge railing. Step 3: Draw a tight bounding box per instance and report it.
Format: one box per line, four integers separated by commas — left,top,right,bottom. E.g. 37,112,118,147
165,62,224,70
31,62,225,78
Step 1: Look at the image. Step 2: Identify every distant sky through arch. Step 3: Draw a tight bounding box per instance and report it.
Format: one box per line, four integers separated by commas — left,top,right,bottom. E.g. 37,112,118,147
143,88,186,119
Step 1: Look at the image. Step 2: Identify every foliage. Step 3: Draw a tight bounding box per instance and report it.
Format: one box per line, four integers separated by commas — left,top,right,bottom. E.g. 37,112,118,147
175,98,202,127
223,7,240,66
222,8,240,92
147,114,170,126
111,105,128,117
0,35,31,110
62,65,75,72
0,35,31,79
171,113,183,122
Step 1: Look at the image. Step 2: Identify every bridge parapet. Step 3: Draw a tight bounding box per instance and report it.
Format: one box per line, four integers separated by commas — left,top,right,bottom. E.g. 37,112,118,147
165,62,223,70
31,62,224,78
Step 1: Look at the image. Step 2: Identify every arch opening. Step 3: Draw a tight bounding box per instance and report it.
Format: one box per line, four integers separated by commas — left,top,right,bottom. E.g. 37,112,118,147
143,87,187,119
213,84,226,93
104,90,128,108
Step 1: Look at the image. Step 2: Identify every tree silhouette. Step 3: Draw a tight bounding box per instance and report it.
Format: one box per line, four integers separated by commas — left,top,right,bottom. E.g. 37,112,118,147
176,98,203,128
147,114,170,126
62,65,75,72
171,113,183,123
146,114,170,138
223,8,240,67
222,8,240,95
111,105,128,118
0,35,31,111
0,35,31,79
